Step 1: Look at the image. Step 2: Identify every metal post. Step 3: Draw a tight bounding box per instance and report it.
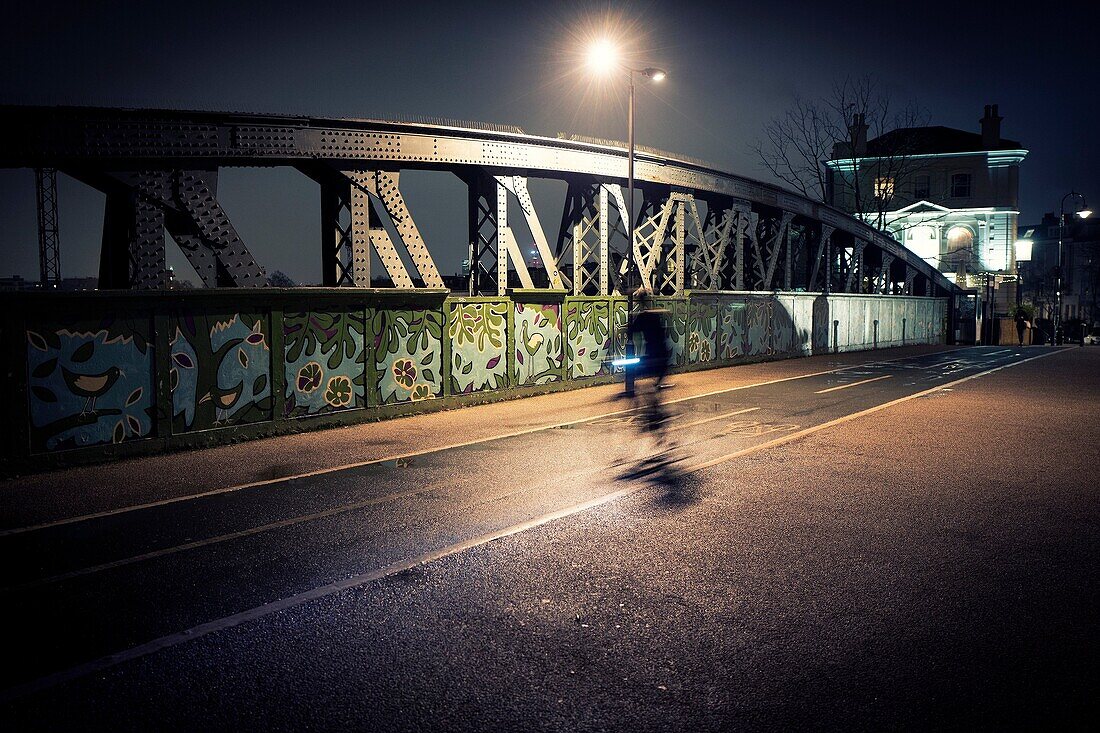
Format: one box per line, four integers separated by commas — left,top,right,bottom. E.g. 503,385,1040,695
1057,208,1064,345
625,69,636,396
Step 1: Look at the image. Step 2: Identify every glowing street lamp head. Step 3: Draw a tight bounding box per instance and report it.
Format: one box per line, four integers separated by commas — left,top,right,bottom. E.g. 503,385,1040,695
643,67,667,82
1078,207,1092,219
586,39,619,74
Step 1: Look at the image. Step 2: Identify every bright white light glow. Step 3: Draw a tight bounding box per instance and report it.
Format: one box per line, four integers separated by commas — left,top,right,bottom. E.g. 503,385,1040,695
1015,239,1033,262
611,356,641,367
649,70,666,82
587,39,619,73
1078,208,1092,219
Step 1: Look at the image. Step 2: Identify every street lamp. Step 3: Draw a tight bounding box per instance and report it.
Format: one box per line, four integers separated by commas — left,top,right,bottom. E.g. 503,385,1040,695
587,39,667,395
1056,191,1091,344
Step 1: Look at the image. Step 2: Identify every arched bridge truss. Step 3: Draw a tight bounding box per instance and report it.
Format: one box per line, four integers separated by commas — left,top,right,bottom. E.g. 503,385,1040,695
2,106,956,297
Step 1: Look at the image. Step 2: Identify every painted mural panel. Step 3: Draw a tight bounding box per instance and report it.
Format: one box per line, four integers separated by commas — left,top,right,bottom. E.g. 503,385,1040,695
687,300,718,365
565,299,612,379
284,309,366,417
655,299,687,367
171,312,272,431
719,300,747,359
745,297,772,356
449,301,508,394
611,300,628,373
26,316,154,452
370,307,443,404
514,302,562,386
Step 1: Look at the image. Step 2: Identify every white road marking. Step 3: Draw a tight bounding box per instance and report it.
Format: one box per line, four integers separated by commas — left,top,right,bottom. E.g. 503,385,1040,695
814,374,893,394
0,347,1058,704
670,407,759,432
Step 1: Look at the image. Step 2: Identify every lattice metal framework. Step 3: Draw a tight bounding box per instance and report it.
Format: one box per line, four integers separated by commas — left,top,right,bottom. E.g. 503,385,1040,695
1,106,957,297
34,167,61,287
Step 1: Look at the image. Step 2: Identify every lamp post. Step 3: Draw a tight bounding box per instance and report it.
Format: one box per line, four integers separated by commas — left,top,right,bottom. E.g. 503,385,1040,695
587,40,667,395
1056,191,1092,344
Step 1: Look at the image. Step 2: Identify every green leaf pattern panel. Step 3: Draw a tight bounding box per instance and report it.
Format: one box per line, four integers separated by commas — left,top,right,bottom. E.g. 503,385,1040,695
171,312,272,431
26,318,154,453
284,309,366,417
371,307,443,404
656,299,687,367
719,301,747,359
687,300,718,364
514,303,562,386
565,300,612,379
745,298,771,356
449,302,508,394
610,300,628,374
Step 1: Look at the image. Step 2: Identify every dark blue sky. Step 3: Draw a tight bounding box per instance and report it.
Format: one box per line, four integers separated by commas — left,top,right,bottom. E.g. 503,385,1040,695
2,0,1096,283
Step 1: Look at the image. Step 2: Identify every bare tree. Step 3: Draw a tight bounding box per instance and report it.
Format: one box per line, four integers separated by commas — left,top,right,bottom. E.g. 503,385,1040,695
754,76,930,232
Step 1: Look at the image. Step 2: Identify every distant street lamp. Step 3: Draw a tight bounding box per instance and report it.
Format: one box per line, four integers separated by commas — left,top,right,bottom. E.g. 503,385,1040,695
1056,191,1092,344
587,39,667,395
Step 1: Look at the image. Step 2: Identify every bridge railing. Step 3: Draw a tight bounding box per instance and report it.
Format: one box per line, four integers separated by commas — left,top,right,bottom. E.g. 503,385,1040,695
0,289,946,469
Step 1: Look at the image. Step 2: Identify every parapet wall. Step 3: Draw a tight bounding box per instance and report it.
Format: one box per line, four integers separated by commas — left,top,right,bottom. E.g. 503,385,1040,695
0,290,946,469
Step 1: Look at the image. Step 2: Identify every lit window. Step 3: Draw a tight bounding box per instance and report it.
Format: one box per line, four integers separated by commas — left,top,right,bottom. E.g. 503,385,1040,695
950,173,971,198
874,177,895,199
913,175,930,199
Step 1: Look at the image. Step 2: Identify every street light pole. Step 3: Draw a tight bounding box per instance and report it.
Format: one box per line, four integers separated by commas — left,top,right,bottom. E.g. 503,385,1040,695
1056,191,1093,344
625,67,636,395
586,42,665,395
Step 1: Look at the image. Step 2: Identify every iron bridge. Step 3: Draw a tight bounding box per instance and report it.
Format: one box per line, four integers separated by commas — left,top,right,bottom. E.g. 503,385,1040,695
1,105,957,298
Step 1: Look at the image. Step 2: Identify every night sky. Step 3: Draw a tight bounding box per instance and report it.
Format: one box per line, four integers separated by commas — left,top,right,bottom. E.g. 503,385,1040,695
1,0,1096,284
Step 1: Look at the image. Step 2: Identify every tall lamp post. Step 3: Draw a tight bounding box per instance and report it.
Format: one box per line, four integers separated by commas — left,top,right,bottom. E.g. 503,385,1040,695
1056,191,1092,344
587,40,667,395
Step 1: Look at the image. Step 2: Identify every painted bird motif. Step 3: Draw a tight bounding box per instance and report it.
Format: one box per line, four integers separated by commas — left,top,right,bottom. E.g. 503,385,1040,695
61,365,122,416
200,381,244,424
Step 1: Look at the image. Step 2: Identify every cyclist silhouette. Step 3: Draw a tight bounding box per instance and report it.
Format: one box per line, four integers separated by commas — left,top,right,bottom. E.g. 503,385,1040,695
627,289,671,446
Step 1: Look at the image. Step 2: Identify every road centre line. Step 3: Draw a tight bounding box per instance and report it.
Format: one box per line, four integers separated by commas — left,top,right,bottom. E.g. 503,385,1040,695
3,353,936,538
814,374,893,394
0,347,1055,705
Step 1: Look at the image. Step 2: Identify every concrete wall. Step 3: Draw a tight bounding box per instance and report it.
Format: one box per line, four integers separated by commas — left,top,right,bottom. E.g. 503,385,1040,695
0,290,946,469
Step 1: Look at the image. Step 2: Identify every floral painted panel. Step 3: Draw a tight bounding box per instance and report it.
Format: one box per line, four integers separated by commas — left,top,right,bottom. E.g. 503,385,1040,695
514,303,562,386
171,312,272,432
26,317,154,453
565,300,612,379
719,301,747,359
449,302,508,394
687,300,718,364
284,309,366,417
370,307,443,404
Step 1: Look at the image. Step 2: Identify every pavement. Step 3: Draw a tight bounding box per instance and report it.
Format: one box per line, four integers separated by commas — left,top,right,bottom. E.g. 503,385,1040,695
1,343,1098,731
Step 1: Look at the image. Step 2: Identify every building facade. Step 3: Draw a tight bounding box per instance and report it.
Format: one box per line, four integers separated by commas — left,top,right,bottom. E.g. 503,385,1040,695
1018,212,1100,332
826,105,1027,336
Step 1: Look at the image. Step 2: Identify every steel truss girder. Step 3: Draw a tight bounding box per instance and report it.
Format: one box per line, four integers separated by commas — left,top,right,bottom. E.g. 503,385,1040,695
342,170,443,289
556,179,603,295
840,239,867,293
91,170,265,289
809,224,835,293
687,201,737,291
903,265,918,295
35,167,61,287
877,252,896,294
748,211,795,291
495,175,565,291
4,105,958,296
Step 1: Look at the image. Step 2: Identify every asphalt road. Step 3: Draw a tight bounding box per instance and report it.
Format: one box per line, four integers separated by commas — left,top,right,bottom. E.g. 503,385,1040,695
1,345,1097,731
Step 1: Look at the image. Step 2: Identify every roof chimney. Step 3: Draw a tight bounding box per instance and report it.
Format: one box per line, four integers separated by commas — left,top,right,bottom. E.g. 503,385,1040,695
851,112,868,156
981,104,1002,149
